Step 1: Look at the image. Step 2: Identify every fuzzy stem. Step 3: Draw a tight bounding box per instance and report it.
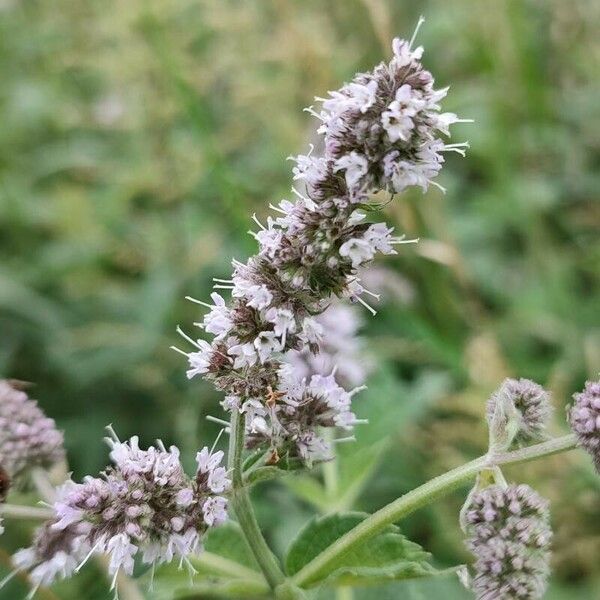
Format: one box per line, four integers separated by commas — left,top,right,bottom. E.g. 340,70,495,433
228,410,286,590
291,434,578,587
0,504,54,520
322,431,353,600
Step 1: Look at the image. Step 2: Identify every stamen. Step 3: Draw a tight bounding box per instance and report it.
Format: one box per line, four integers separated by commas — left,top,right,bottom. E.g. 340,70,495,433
333,436,356,444
26,584,40,600
176,326,201,349
269,203,287,214
210,428,226,454
349,385,368,397
76,540,103,572
185,296,212,309
442,142,470,156
212,284,234,290
391,236,419,245
213,278,234,284
409,16,426,49
183,555,198,577
148,562,156,592
303,106,326,121
251,213,265,230
355,295,378,316
0,569,19,590
110,569,119,590
206,416,231,428
430,181,447,194
361,288,381,300
104,424,120,443
170,345,189,357
291,186,307,201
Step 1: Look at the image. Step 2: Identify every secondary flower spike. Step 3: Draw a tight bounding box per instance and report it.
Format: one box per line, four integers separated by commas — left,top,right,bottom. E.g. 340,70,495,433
0,380,64,480
568,379,600,473
487,378,553,448
12,430,230,594
464,483,552,600
176,24,470,463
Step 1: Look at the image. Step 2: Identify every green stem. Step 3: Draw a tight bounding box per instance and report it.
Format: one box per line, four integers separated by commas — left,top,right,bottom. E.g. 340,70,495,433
228,410,286,590
291,434,578,587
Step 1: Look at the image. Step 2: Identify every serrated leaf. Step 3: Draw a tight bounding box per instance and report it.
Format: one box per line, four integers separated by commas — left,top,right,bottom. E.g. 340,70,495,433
285,512,439,588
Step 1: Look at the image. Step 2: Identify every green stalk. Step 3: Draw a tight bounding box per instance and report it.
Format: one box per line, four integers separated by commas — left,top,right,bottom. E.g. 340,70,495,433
291,434,578,587
228,410,286,590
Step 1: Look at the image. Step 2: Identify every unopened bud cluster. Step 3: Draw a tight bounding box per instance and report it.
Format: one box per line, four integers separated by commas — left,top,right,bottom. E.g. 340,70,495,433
464,483,552,600
177,35,468,463
568,379,600,473
487,378,552,450
13,432,230,590
0,380,64,480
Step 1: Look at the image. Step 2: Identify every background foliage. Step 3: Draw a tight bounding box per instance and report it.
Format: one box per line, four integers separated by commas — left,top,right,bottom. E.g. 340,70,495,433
0,0,598,598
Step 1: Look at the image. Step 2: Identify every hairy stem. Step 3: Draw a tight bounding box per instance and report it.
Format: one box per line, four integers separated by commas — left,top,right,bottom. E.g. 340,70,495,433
228,410,285,590
292,434,578,587
322,431,353,600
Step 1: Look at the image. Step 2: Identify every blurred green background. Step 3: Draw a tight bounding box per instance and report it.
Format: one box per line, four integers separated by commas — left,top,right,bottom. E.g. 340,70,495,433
1,0,598,598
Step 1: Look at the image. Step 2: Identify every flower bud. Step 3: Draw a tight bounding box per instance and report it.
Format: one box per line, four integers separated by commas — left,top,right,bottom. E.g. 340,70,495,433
568,379,600,473
0,380,64,480
464,483,552,600
487,379,552,451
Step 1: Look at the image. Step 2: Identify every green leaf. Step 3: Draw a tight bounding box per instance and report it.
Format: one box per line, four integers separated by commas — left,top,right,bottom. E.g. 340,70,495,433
333,369,450,510
282,475,330,513
285,512,440,588
200,522,261,573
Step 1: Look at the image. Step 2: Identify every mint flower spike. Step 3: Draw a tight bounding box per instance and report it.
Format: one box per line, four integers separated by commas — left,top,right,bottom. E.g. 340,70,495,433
568,379,600,473
11,429,230,595
487,378,553,452
176,29,470,465
0,379,64,481
464,483,552,600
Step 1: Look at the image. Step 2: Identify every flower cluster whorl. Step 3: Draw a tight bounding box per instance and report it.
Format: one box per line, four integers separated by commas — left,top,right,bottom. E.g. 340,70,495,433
13,433,230,589
178,33,468,463
464,483,552,600
568,379,600,473
0,380,64,480
487,378,552,447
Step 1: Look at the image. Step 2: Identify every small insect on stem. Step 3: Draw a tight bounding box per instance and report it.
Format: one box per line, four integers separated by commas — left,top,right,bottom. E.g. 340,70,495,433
265,385,285,409
265,447,280,466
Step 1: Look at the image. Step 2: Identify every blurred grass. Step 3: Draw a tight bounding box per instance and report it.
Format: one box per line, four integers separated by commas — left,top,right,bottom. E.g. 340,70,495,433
0,0,599,598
